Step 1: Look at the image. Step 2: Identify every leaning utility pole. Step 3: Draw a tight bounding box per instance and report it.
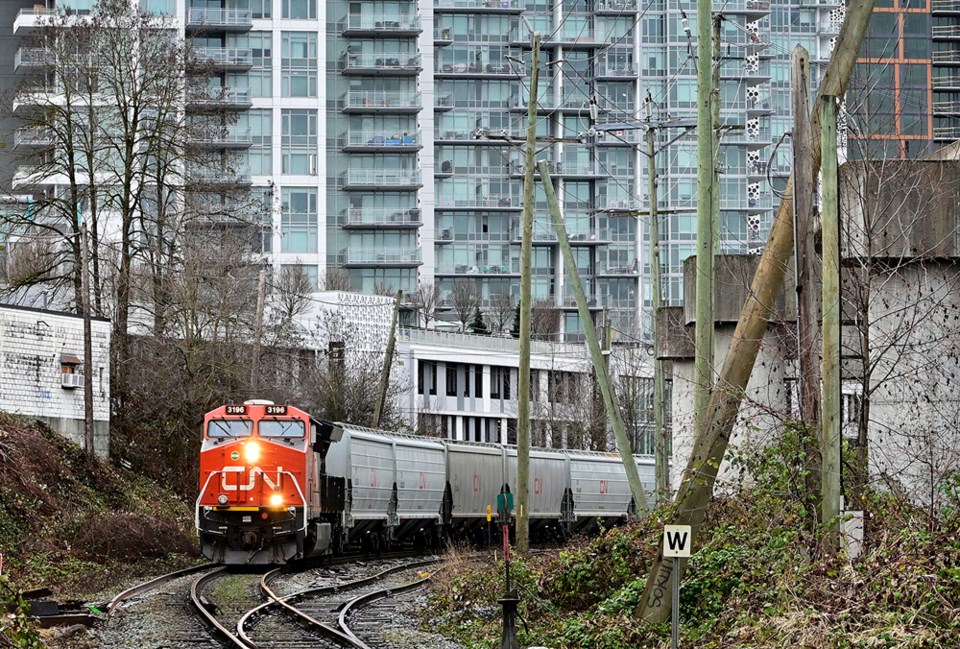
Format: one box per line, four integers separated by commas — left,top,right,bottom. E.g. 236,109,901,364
540,161,649,513
515,31,541,555
636,0,876,624
792,46,823,507
693,0,716,438
374,290,403,428
820,95,842,553
645,110,669,499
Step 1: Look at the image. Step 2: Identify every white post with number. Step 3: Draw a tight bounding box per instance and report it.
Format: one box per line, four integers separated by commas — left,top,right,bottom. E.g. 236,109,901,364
663,525,692,649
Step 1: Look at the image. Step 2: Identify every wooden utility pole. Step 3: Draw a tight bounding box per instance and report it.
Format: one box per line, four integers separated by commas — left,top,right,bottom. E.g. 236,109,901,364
515,32,541,555
711,14,722,259
820,95,842,553
374,290,403,428
540,161,649,513
792,46,823,509
693,0,716,438
636,0,876,624
645,115,669,499
250,268,266,395
80,211,94,456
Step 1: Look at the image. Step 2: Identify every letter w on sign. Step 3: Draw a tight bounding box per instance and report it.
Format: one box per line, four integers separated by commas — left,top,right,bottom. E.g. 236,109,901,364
662,524,692,558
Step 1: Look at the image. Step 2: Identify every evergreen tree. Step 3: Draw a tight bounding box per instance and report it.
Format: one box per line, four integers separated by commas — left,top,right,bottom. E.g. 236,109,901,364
510,303,521,338
468,307,490,335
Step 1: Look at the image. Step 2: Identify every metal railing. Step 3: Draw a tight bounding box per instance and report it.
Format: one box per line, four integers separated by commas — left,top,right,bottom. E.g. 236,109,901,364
191,47,252,67
186,8,253,29
343,13,421,31
341,131,420,148
342,169,423,187
343,207,421,226
342,90,421,111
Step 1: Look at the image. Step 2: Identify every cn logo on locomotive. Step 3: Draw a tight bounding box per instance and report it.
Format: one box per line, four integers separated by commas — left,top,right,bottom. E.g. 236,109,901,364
219,466,284,492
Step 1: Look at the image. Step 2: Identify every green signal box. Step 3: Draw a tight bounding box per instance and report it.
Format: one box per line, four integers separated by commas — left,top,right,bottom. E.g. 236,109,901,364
497,492,514,515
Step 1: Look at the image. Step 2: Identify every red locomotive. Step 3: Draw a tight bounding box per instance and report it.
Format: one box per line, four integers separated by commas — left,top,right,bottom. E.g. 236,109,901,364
196,400,341,564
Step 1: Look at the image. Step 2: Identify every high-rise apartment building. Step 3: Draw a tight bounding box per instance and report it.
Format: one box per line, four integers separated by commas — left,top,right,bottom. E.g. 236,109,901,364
8,0,949,341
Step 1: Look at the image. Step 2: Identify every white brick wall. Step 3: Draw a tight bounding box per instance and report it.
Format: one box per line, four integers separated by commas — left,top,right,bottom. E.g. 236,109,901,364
0,305,111,457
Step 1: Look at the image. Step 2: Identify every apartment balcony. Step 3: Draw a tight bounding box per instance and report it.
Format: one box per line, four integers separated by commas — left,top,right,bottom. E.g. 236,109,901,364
933,100,960,116
933,0,960,13
189,47,253,71
435,127,483,142
933,72,960,89
13,127,53,149
595,127,642,145
341,130,422,152
341,53,422,76
435,161,513,177
719,59,771,81
342,169,423,190
13,7,56,35
342,13,422,37
343,248,423,267
598,198,641,212
933,49,960,66
595,61,637,79
434,94,454,111
186,87,252,111
342,90,422,114
187,165,252,187
12,166,51,189
746,93,775,116
185,8,253,32
560,294,603,309
14,48,51,72
343,207,422,228
509,94,561,112
435,61,521,78
933,24,960,40
435,26,454,45
721,127,772,148
934,125,960,140
436,195,519,210
597,264,638,276
434,0,523,14
713,0,771,16
718,193,773,211
569,228,611,244
191,127,253,149
435,262,518,275
595,0,639,12
555,160,605,179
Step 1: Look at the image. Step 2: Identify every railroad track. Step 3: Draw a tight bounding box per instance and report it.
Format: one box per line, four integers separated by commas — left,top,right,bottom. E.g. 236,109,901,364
228,557,441,648
104,563,223,648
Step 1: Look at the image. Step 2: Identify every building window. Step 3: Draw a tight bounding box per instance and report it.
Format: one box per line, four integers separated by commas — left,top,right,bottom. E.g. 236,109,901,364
281,32,318,97
491,366,511,400
250,0,271,18
474,364,483,398
241,109,272,175
281,109,318,174
280,187,318,253
446,363,459,397
283,0,317,19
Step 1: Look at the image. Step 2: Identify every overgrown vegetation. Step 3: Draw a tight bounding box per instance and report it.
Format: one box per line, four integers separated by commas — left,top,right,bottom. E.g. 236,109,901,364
0,413,197,606
425,430,960,648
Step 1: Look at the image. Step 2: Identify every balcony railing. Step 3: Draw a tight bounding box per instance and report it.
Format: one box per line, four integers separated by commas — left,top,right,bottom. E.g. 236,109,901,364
933,0,960,11
933,24,960,39
933,49,960,64
343,207,422,227
434,0,522,10
188,166,252,185
342,90,422,111
343,13,422,33
341,130,421,149
192,127,252,148
190,47,253,68
186,8,253,30
436,195,518,208
186,87,252,108
342,53,422,74
342,169,423,188
14,48,51,69
345,248,423,265
14,127,53,148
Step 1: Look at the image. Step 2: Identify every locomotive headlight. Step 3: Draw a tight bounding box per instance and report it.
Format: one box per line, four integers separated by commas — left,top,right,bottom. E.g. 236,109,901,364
269,493,284,507
217,494,229,505
243,441,261,464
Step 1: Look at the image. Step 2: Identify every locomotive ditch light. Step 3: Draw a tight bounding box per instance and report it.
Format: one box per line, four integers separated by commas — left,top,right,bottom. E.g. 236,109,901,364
243,441,261,463
269,493,284,507
218,494,229,505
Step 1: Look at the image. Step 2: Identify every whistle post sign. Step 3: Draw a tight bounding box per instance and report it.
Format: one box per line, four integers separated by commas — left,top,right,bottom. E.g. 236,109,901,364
663,525,692,558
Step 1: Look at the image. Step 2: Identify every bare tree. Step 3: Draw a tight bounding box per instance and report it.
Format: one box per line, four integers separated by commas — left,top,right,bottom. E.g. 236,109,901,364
410,281,442,329
531,298,561,339
449,278,481,332
322,267,351,291
488,291,515,334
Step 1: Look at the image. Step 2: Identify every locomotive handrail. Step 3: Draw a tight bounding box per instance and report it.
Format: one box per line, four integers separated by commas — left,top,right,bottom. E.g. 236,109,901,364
195,469,309,533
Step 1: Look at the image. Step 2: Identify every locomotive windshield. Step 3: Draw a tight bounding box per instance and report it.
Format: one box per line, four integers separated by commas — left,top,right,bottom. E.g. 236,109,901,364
259,420,305,438
207,419,253,438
